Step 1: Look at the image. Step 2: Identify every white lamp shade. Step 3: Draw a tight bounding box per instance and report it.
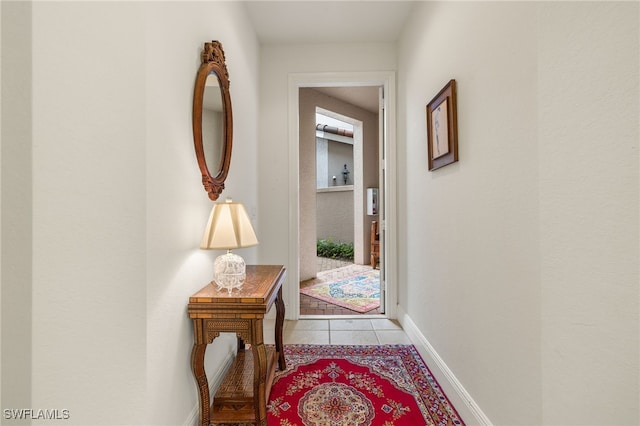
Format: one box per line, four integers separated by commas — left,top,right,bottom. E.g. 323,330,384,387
200,200,259,250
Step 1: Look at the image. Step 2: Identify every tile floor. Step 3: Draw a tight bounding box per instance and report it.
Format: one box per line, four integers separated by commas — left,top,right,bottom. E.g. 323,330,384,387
264,318,411,346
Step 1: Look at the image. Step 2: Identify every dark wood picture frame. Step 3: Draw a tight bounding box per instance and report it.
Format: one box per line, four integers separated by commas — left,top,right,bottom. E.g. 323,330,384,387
426,79,458,171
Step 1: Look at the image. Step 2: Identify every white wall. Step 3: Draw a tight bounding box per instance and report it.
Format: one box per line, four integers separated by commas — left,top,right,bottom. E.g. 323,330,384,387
398,2,638,425
0,2,2,414
257,44,394,309
31,5,147,424
1,2,33,421
144,3,259,425
316,190,354,244
3,2,259,425
538,3,639,424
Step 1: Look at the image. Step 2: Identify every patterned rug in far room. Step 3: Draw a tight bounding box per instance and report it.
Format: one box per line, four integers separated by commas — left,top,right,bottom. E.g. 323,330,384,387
268,344,465,426
300,269,380,313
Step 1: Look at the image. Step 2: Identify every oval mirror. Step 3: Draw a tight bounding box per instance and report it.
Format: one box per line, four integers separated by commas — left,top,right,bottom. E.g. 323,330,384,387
193,40,232,200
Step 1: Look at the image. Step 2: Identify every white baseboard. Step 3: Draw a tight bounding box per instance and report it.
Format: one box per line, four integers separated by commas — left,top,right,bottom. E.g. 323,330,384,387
397,306,493,426
184,351,235,426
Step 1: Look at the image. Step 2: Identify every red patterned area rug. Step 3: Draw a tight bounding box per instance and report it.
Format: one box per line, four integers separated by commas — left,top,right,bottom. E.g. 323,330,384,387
268,345,464,426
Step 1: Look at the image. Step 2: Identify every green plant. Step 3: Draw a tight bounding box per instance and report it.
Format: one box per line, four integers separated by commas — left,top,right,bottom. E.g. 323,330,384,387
316,239,354,261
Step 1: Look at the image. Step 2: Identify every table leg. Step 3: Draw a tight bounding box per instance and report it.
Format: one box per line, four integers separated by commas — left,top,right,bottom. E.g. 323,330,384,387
252,320,268,425
275,286,286,370
190,342,210,426
237,336,245,352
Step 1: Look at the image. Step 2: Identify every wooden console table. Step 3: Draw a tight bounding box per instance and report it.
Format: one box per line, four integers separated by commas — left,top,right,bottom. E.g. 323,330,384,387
188,265,287,426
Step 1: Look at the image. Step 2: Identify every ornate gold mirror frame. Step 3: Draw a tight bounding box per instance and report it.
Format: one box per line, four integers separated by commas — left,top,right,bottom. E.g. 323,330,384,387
192,40,233,200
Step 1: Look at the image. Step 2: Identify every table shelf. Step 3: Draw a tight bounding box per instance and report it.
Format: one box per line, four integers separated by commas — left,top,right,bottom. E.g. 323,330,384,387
210,347,278,424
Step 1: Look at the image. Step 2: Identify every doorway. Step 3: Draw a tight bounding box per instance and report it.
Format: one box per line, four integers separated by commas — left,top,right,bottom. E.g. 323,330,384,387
287,71,397,320
300,105,382,316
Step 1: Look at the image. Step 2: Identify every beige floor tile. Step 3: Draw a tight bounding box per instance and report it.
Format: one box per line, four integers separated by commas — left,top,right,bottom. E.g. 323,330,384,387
330,319,373,331
285,319,330,331
375,330,412,345
330,330,379,345
278,319,408,346
371,318,402,330
284,329,330,345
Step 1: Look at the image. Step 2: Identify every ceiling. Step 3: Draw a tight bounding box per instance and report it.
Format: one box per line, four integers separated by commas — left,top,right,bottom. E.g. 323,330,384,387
244,2,414,113
311,86,380,113
244,1,415,45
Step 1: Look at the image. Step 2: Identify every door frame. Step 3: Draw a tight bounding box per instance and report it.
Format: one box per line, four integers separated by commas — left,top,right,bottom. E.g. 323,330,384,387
287,71,397,320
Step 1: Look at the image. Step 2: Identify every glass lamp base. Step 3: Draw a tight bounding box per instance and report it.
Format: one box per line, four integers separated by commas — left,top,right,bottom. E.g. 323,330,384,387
214,252,246,294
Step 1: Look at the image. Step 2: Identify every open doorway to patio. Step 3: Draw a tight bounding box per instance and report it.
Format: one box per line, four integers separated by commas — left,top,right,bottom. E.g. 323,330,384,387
298,88,383,317
287,71,397,321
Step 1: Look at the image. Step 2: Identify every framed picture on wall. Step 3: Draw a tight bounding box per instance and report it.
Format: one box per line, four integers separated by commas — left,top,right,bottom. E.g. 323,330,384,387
426,79,458,171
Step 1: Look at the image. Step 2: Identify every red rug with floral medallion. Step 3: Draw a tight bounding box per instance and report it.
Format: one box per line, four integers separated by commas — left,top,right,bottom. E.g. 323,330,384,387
267,345,465,426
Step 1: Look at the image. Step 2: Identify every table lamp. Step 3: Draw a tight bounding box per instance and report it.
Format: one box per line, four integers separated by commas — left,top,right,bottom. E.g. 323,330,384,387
200,199,258,293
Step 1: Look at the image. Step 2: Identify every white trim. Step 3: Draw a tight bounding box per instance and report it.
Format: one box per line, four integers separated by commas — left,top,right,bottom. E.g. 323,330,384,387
353,117,364,265
397,306,493,426
315,131,354,145
381,72,397,319
288,71,397,320
287,74,301,320
184,351,235,426
317,185,354,193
